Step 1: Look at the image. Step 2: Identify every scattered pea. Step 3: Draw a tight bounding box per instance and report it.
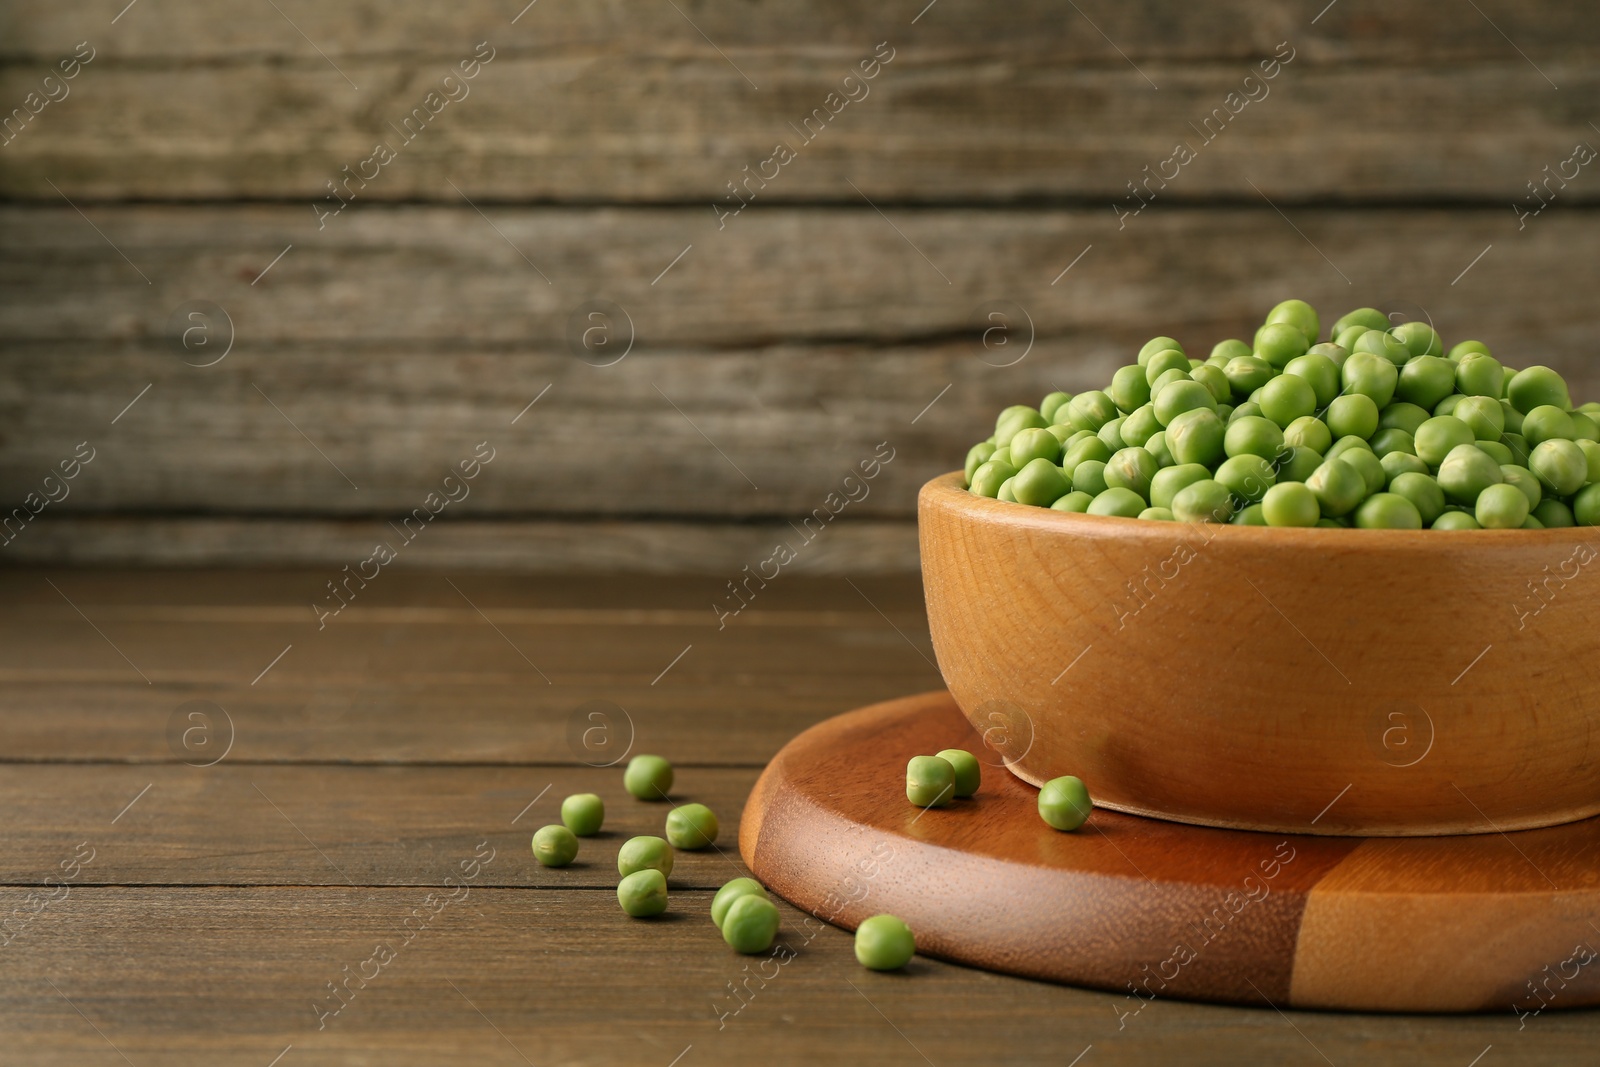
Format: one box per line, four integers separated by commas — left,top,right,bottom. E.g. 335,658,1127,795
618,868,669,917
532,824,579,867
711,877,769,929
906,755,956,808
722,894,781,954
1038,776,1093,831
624,754,675,801
561,793,605,837
855,915,917,971
617,835,674,878
935,749,982,798
665,803,720,850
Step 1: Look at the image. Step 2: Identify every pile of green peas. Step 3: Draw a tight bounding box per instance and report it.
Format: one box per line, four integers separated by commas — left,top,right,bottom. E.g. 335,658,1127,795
964,300,1600,529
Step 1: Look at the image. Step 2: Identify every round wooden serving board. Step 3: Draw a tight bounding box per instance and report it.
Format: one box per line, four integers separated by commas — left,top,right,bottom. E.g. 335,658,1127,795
739,692,1600,1014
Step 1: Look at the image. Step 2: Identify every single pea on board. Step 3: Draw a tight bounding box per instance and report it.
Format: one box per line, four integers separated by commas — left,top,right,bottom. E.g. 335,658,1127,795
711,877,769,928
1038,776,1093,831
617,835,674,878
934,748,982,798
855,914,916,971
906,754,956,808
617,868,668,917
560,793,605,836
624,754,674,801
665,803,719,850
531,824,579,867
722,894,781,954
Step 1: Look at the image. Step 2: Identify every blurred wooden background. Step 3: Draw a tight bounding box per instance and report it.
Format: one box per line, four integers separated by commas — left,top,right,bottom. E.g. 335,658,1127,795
2,0,1597,572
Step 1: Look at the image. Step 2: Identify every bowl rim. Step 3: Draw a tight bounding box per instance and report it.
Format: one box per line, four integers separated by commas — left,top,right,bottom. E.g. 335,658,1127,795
921,470,1590,551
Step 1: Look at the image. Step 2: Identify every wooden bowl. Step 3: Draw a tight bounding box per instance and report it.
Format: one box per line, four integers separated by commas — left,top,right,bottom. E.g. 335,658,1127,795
918,471,1600,836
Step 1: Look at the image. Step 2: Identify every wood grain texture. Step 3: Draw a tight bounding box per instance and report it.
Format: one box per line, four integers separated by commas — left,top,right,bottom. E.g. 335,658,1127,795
739,691,1600,1011
2,54,1596,201
919,472,1600,835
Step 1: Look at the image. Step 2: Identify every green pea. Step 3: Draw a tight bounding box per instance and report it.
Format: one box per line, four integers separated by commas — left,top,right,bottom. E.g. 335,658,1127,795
935,749,982,798
1396,355,1457,410
1437,444,1504,505
854,914,917,971
1172,479,1235,523
1451,395,1505,442
1523,406,1576,448
1009,427,1061,467
1308,342,1350,369
1210,339,1251,363
1097,416,1128,453
1154,380,1218,427
1040,391,1073,424
1381,452,1428,484
1455,352,1503,397
1190,363,1232,404
1369,429,1416,458
1166,408,1227,467
722,894,781,954
1104,448,1159,499
1283,354,1341,408
1260,482,1320,527
618,835,674,878
1577,439,1600,482
1500,400,1525,435
1378,402,1432,436
1415,416,1475,468
1149,463,1212,510
1276,445,1324,484
1138,336,1185,365
1216,454,1276,504
1475,483,1530,529
996,478,1018,503
1333,324,1370,351
1434,394,1463,417
1388,471,1446,525
1072,459,1109,496
1449,340,1492,362
1046,424,1076,446
1340,447,1387,496
1332,307,1390,335
1144,349,1192,386
1326,393,1380,440
1342,352,1399,407
1523,515,1547,529
1140,506,1176,521
1432,510,1482,530
1224,415,1285,460
1392,321,1443,357
906,754,956,808
1216,402,1236,423
1050,491,1093,513
1230,504,1266,525
1498,464,1543,510
1530,439,1589,497
1109,364,1151,413
561,793,605,837
1265,298,1321,345
1012,457,1071,507
1476,440,1514,466
1502,431,1531,466
1254,322,1311,368
1573,483,1600,526
963,442,997,486
1258,374,1317,429
1281,415,1331,455
624,754,675,801
532,824,579,867
1307,459,1367,517
1145,430,1175,468
1121,404,1162,448
1038,776,1093,831
1507,366,1572,414
1571,412,1600,442
1352,329,1411,367
1224,355,1275,397
1325,434,1373,461
1229,401,1264,423
995,405,1047,447
665,803,719,850
1533,498,1576,528
990,446,1014,467
1089,487,1146,517
1354,492,1422,530
1060,436,1112,478
711,878,769,929
1068,391,1119,432
617,868,669,917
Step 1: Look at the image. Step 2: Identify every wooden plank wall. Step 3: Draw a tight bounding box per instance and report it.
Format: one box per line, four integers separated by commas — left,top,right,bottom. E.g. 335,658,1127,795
2,0,1597,572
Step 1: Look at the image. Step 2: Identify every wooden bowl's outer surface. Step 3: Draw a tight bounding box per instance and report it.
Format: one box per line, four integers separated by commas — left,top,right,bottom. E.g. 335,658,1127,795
739,692,1600,1012
918,471,1600,836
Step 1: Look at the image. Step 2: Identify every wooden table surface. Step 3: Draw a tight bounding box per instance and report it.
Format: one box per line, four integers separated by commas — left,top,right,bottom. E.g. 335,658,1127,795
0,568,1592,1065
